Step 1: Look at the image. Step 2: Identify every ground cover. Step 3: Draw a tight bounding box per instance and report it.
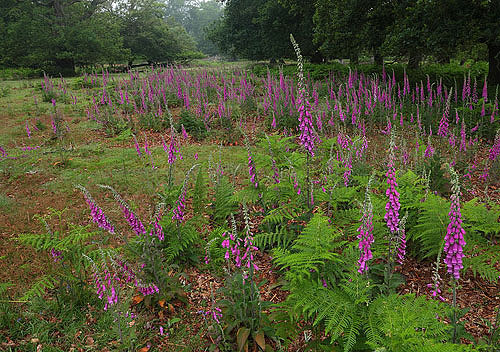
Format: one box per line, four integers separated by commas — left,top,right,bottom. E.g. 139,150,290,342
0,59,499,351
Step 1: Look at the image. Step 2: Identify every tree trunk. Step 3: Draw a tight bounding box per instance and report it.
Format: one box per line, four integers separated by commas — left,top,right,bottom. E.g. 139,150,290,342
55,58,75,76
374,51,383,66
310,50,324,64
408,52,421,69
488,41,500,86
436,55,451,64
349,53,359,65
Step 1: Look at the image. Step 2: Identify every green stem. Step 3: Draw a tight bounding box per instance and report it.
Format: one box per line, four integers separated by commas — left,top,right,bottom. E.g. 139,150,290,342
452,279,457,343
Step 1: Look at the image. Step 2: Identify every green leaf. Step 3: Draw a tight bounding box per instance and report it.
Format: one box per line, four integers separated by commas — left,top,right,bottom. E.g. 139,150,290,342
237,327,250,352
254,331,265,351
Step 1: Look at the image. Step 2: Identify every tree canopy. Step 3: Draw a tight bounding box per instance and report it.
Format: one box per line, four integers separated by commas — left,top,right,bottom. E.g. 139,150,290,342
209,0,500,84
1,0,499,84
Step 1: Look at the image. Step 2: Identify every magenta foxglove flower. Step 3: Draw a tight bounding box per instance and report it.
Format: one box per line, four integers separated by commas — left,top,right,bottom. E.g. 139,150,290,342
489,129,500,162
384,144,400,234
172,189,186,223
133,134,142,156
396,212,408,264
444,167,466,280
297,92,317,157
247,149,258,188
77,185,115,234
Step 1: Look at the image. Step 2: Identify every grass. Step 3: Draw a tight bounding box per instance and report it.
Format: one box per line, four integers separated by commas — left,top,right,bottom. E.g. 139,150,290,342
0,193,15,213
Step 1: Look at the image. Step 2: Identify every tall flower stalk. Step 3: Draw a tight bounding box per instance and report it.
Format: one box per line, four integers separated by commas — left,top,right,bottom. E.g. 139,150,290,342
444,166,466,280
291,34,317,209
357,175,374,274
384,133,401,291
98,185,146,237
445,165,466,343
76,185,115,234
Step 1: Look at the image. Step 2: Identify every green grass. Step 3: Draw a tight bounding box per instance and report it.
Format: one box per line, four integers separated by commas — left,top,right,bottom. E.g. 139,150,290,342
0,193,16,213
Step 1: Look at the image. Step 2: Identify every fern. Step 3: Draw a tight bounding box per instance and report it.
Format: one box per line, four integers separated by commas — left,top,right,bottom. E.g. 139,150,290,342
21,275,57,301
261,205,299,227
273,211,346,284
16,232,57,251
0,283,13,296
370,294,457,351
287,275,378,352
462,198,500,240
212,176,237,225
407,193,449,258
462,234,500,283
16,211,102,301
159,218,200,263
254,225,294,250
192,165,207,215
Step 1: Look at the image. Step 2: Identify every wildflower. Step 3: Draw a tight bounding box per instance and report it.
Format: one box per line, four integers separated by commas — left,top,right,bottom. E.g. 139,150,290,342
444,166,466,280
98,185,145,236
489,129,500,162
181,124,188,140
77,185,115,234
150,215,164,241
26,121,31,138
291,34,317,157
172,189,186,223
173,164,198,224
396,212,408,264
50,248,63,262
132,134,141,156
385,138,400,234
358,177,374,274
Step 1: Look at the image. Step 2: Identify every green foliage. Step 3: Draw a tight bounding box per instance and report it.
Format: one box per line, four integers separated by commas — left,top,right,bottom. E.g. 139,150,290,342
20,275,58,301
273,211,347,285
254,225,295,251
407,192,500,283
462,199,500,241
16,209,101,301
208,0,317,61
407,193,449,259
138,111,168,131
287,275,375,352
177,109,207,141
213,177,237,225
192,165,208,215
218,271,273,350
370,294,462,351
0,67,42,80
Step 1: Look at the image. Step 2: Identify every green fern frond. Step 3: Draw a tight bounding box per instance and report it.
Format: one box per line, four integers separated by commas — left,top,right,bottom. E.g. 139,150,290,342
254,225,295,250
462,198,500,239
274,211,346,283
262,206,299,226
21,275,57,301
213,177,237,225
16,232,57,251
408,193,449,258
463,252,500,283
192,165,207,215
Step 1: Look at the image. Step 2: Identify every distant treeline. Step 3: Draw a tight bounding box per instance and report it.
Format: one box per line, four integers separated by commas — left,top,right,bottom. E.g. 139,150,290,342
208,0,500,85
0,0,223,76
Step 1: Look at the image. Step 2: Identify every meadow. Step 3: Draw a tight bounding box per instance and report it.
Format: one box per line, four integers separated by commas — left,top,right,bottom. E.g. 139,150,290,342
0,54,499,351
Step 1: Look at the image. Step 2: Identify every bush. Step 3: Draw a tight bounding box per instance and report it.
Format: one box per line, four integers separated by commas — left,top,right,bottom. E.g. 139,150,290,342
0,67,43,80
176,109,208,141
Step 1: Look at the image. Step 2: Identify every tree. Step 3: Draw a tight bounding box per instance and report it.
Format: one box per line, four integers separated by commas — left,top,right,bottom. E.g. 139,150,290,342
0,0,126,74
183,1,223,55
209,0,318,61
118,0,197,65
314,0,394,64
